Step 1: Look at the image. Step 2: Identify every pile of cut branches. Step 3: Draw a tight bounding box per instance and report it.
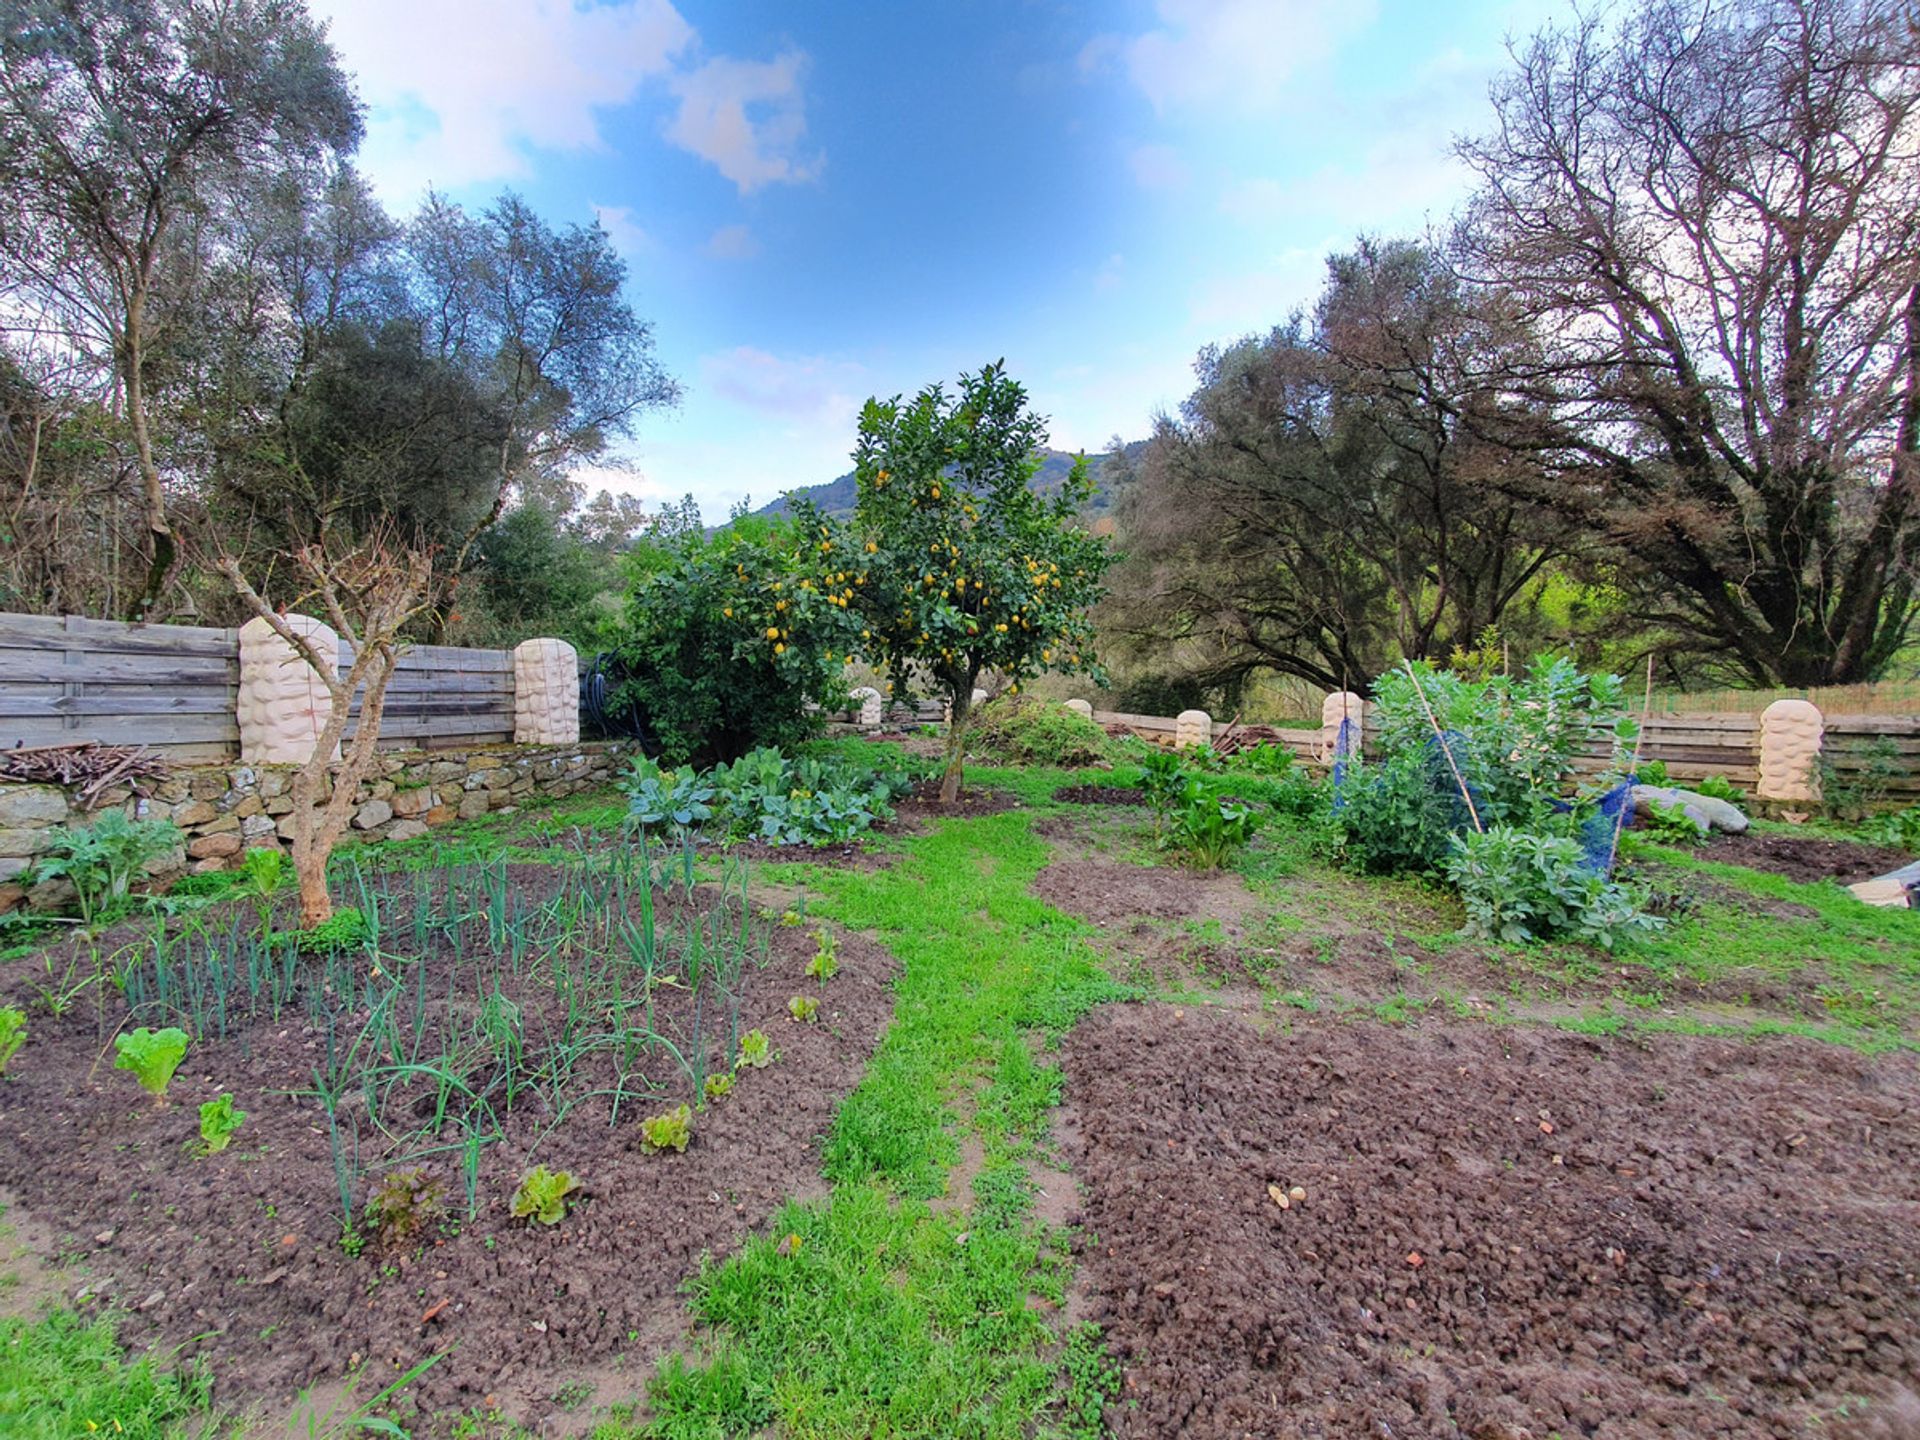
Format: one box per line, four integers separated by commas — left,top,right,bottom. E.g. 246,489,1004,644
0,742,171,808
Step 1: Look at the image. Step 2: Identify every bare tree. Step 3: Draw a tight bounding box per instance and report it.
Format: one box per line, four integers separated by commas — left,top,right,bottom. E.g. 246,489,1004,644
215,536,432,929
1457,0,1920,684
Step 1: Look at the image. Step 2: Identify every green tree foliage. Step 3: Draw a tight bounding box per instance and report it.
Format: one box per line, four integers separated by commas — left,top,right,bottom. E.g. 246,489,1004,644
466,499,612,650
847,363,1113,800
613,500,859,766
0,0,362,619
1104,240,1562,695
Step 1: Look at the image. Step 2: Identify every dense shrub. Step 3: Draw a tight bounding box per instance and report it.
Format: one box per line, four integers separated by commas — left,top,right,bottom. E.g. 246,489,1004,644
622,748,914,847
970,696,1110,768
1333,656,1635,874
1331,657,1663,945
611,506,859,766
1444,827,1660,949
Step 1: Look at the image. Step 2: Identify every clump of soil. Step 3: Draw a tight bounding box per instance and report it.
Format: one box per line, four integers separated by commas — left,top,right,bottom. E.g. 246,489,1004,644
1063,1005,1920,1439
895,778,1022,821
1056,784,1146,806
1031,856,1257,927
1701,831,1915,885
0,868,896,1432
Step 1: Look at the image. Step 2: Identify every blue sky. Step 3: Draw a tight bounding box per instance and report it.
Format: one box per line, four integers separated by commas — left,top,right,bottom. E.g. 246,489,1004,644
312,0,1562,522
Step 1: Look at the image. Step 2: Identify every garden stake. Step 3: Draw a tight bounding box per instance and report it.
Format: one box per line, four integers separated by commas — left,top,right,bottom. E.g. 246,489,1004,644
1606,654,1657,871
1402,659,1483,834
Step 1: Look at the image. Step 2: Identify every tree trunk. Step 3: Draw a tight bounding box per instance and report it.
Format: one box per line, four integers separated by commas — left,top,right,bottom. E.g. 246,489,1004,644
121,298,175,622
939,688,971,803
296,854,332,930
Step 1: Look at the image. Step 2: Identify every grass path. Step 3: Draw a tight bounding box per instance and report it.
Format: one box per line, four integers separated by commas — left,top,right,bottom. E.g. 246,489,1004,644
617,809,1127,1439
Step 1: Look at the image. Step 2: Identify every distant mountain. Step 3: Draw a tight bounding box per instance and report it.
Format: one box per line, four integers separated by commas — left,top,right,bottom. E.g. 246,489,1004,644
747,446,1138,524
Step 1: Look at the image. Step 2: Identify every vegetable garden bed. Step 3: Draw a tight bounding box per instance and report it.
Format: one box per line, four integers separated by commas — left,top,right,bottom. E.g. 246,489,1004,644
0,858,895,1430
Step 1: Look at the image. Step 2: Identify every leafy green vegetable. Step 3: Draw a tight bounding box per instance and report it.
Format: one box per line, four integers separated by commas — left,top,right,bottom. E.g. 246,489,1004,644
114,1026,189,1100
291,905,370,954
196,1093,247,1155
639,1104,693,1154
806,928,839,981
32,811,182,930
704,1071,734,1103
788,994,820,1023
0,1007,24,1075
510,1165,580,1225
1443,827,1663,949
366,1168,445,1246
738,1029,773,1068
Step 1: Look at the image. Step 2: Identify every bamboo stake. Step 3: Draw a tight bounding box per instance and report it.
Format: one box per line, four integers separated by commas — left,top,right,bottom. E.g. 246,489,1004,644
1606,654,1657,870
1403,659,1483,834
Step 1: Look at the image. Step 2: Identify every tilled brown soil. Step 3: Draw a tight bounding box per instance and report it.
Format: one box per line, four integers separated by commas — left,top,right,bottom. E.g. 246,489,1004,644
0,870,896,1432
1701,831,1915,885
1064,1006,1920,1439
1032,855,1262,928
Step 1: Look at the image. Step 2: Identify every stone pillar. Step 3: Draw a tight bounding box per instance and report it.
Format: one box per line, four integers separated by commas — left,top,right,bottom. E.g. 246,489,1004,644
1757,699,1823,804
1063,698,1094,719
512,638,579,745
849,686,883,727
237,614,339,766
1321,691,1366,764
1175,708,1212,749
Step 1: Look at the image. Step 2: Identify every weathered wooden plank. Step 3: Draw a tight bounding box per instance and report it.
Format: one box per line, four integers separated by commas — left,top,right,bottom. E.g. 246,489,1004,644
0,612,237,657
3,714,238,745
0,690,236,718
0,653,236,684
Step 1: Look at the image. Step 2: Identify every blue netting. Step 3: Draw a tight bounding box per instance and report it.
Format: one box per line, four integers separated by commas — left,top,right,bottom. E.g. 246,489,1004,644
1579,779,1636,874
1330,715,1360,805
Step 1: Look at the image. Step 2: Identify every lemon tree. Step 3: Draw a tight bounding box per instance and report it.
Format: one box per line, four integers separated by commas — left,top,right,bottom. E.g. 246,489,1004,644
846,362,1111,800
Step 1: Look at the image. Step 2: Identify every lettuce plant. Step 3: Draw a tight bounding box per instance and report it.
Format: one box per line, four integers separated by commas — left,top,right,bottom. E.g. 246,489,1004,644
639,1104,692,1154
0,1007,24,1074
197,1093,248,1155
704,1071,734,1103
788,995,819,1023
738,1028,772,1068
114,1026,189,1100
806,928,839,981
510,1166,580,1224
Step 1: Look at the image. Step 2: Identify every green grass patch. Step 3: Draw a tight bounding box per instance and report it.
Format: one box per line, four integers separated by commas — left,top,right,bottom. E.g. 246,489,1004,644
0,1309,218,1439
620,811,1136,1438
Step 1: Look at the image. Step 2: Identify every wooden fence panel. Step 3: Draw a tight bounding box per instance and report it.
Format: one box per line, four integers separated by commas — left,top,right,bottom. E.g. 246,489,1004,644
0,613,240,760
340,640,516,751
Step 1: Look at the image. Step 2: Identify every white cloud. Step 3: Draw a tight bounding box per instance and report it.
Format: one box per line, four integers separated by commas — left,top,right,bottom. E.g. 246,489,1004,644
1084,0,1379,115
1189,244,1329,330
567,460,674,505
705,223,761,260
593,204,652,258
1220,141,1468,233
1128,142,1189,191
666,52,824,194
313,0,695,199
699,347,865,422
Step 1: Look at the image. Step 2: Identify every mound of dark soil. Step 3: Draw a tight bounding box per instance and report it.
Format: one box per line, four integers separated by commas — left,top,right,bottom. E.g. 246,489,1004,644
1064,1006,1920,1439
0,868,896,1432
1701,831,1915,885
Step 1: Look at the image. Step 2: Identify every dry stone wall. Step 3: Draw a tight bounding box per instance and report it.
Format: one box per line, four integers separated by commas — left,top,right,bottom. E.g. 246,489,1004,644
0,740,635,915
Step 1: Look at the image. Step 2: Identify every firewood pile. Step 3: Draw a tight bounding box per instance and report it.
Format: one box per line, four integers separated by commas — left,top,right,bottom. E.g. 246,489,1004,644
0,741,171,809
1212,722,1289,757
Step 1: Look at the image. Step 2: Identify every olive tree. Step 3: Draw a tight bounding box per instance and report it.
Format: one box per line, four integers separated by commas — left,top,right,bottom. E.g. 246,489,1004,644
0,0,361,620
